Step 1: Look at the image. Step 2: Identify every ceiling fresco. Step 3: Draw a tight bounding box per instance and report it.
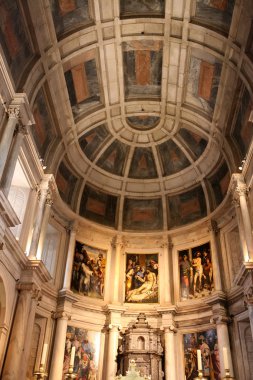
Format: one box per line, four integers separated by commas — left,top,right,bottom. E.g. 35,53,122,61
193,0,235,33
2,0,252,231
0,0,34,86
50,0,92,37
123,41,163,98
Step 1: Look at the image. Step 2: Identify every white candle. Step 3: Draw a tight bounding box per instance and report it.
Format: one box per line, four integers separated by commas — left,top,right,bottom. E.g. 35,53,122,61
197,349,202,370
223,347,229,370
70,346,75,366
41,343,48,366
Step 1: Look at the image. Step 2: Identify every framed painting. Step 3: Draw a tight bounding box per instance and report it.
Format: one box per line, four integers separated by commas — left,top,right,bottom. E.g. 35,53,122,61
125,253,159,303
183,329,220,380
63,326,101,379
179,242,214,300
71,241,106,299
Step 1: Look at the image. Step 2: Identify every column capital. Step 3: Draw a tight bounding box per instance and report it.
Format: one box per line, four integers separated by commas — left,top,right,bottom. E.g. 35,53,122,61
108,323,122,331
51,311,71,320
45,191,53,206
16,282,41,300
111,235,126,250
162,324,177,333
65,221,79,234
210,314,231,325
7,105,20,119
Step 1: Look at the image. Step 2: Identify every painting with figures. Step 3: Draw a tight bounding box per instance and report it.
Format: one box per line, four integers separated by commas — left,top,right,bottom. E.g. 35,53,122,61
125,253,158,303
63,326,100,380
71,241,106,299
184,329,220,380
179,242,213,300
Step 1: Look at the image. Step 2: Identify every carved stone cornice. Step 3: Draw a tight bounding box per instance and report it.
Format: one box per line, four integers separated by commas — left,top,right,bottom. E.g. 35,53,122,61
23,259,52,284
208,219,219,234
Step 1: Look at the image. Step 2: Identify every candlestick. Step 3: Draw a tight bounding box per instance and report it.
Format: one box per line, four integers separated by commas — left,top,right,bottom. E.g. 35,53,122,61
64,363,77,379
34,364,48,380
223,347,229,370
194,368,208,380
197,349,202,370
41,343,48,366
70,346,75,366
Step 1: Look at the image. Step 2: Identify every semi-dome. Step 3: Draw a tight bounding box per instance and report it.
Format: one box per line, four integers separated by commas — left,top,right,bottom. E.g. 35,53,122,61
11,0,251,231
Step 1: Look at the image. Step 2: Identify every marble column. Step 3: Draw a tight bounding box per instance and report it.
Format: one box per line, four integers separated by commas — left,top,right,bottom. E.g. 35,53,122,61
208,220,222,291
0,124,28,196
164,325,177,380
106,324,120,380
0,106,20,181
2,283,40,380
62,224,78,290
111,236,123,303
162,237,172,304
232,177,253,261
28,185,51,260
49,312,70,380
212,315,234,378
36,192,53,260
233,198,248,261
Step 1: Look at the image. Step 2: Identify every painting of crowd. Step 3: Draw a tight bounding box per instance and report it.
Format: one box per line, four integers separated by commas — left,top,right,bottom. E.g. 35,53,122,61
184,329,221,380
63,326,100,380
179,242,213,300
71,241,106,299
125,253,159,303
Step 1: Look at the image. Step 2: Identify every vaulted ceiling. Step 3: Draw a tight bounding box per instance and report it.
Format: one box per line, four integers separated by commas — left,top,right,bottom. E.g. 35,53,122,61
1,0,253,231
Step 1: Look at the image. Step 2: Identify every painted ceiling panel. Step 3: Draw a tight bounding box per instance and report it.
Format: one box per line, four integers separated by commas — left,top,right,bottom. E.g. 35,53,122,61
126,116,160,131
168,186,207,228
80,184,118,227
0,0,34,85
158,139,191,176
185,50,222,116
123,198,163,231
120,0,165,17
65,51,101,118
56,159,79,207
193,0,235,33
123,41,163,98
32,88,57,160
178,127,208,160
208,161,230,208
128,148,158,179
79,124,110,162
97,140,129,176
50,0,91,37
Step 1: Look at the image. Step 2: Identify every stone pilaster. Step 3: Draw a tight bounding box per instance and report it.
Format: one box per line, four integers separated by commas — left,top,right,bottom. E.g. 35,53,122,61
62,222,78,290
208,220,222,291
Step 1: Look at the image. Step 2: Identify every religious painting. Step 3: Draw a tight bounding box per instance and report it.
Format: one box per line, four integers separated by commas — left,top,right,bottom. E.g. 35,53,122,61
123,40,163,98
183,329,220,380
123,198,163,231
63,325,100,380
193,0,235,33
56,158,79,207
50,0,92,37
79,184,118,228
126,116,160,131
125,253,159,303
64,49,101,118
186,49,222,117
0,0,34,85
179,242,214,301
168,186,207,228
71,241,106,299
